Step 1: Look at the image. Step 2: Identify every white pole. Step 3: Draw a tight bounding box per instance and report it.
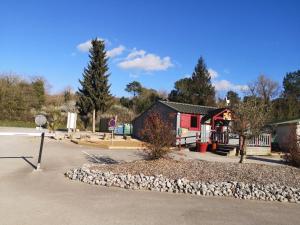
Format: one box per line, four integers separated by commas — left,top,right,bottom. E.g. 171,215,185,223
92,109,96,133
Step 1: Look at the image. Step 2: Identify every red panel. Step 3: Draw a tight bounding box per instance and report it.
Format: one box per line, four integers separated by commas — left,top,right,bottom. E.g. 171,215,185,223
180,114,190,128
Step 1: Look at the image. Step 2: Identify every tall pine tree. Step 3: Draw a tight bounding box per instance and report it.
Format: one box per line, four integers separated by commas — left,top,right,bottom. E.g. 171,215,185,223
169,56,216,106
76,38,112,132
190,57,216,105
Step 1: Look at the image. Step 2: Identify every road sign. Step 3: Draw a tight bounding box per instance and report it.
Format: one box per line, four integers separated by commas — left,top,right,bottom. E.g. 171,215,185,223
35,115,47,127
108,118,116,128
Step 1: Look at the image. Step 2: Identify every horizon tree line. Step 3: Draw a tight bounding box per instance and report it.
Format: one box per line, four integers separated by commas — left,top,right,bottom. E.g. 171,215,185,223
0,39,298,130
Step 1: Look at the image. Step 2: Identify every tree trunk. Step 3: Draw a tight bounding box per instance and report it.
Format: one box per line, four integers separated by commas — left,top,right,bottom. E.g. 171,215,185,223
239,135,246,163
92,109,96,133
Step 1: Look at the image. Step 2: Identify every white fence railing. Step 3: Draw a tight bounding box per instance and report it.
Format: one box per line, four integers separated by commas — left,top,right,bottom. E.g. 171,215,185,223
247,134,271,147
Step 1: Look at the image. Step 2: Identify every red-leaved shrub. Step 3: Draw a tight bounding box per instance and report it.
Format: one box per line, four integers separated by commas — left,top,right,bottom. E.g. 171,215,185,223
285,125,300,167
140,111,174,160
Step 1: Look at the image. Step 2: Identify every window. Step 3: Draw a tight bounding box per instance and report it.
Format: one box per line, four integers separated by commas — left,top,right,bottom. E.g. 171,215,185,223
190,115,198,128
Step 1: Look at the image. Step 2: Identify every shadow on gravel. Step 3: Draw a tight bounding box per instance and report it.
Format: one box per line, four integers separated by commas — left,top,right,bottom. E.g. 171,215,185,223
246,156,286,165
86,155,122,164
132,150,149,160
0,156,36,169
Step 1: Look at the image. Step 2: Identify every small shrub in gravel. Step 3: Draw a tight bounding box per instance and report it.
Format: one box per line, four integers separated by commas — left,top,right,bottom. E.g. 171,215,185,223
139,111,174,160
285,127,300,167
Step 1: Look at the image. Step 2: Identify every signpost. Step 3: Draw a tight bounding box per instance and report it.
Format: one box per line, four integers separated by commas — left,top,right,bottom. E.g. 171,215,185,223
67,112,77,133
35,115,47,130
108,116,117,144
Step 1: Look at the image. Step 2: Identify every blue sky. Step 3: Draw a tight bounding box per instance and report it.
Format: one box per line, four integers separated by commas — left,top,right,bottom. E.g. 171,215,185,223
0,0,299,97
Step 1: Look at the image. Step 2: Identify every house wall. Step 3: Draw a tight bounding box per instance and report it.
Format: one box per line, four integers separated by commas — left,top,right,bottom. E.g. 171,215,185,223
246,146,271,155
132,102,177,140
275,122,300,151
176,113,203,145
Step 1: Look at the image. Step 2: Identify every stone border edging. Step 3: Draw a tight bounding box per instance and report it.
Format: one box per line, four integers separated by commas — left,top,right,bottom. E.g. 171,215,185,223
65,167,300,203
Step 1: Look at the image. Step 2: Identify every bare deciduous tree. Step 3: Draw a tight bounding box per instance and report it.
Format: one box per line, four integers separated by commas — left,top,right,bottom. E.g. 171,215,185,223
231,97,270,163
248,75,279,105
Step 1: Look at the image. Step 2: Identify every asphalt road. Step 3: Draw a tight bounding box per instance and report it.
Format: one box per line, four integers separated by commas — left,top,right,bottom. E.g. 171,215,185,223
0,128,299,225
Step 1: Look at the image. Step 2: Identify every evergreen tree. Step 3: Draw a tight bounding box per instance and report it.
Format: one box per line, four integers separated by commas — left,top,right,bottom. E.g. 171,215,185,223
31,78,46,110
125,81,142,97
168,56,216,106
76,93,93,129
168,78,191,103
190,57,216,105
76,38,112,132
283,70,300,100
226,90,240,108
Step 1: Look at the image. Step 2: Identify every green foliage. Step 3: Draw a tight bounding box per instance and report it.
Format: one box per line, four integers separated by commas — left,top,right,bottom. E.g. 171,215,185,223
119,96,133,108
31,77,46,110
226,91,240,108
76,38,113,127
0,74,46,121
64,88,73,103
168,78,191,103
271,70,300,122
46,106,64,132
103,104,135,123
76,94,92,129
169,57,216,106
283,70,300,99
0,120,35,128
140,111,174,160
133,88,163,114
121,83,165,115
125,81,142,97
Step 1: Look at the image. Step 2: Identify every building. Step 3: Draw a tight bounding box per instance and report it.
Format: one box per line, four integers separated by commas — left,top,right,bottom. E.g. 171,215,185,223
272,119,300,151
132,100,232,145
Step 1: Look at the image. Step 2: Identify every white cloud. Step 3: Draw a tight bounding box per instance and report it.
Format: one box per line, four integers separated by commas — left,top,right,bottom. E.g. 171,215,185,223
208,68,219,79
76,38,110,52
129,73,139,78
77,40,92,52
126,49,146,59
118,49,173,71
106,45,125,58
213,79,248,91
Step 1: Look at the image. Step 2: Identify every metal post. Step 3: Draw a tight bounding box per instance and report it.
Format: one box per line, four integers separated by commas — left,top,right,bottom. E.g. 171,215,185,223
36,132,45,170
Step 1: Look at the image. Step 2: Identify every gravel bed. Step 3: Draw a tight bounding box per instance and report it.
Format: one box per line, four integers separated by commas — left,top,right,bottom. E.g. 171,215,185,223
65,159,300,203
89,159,300,188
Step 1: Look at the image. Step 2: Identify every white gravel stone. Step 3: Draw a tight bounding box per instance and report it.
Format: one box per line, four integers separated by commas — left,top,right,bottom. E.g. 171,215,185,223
65,167,300,204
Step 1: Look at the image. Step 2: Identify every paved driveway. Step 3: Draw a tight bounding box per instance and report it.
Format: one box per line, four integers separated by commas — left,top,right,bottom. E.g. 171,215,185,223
0,127,299,225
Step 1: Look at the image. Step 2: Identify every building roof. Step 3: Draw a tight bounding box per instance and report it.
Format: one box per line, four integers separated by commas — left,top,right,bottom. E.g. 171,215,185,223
271,118,300,126
159,100,217,115
201,108,228,122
